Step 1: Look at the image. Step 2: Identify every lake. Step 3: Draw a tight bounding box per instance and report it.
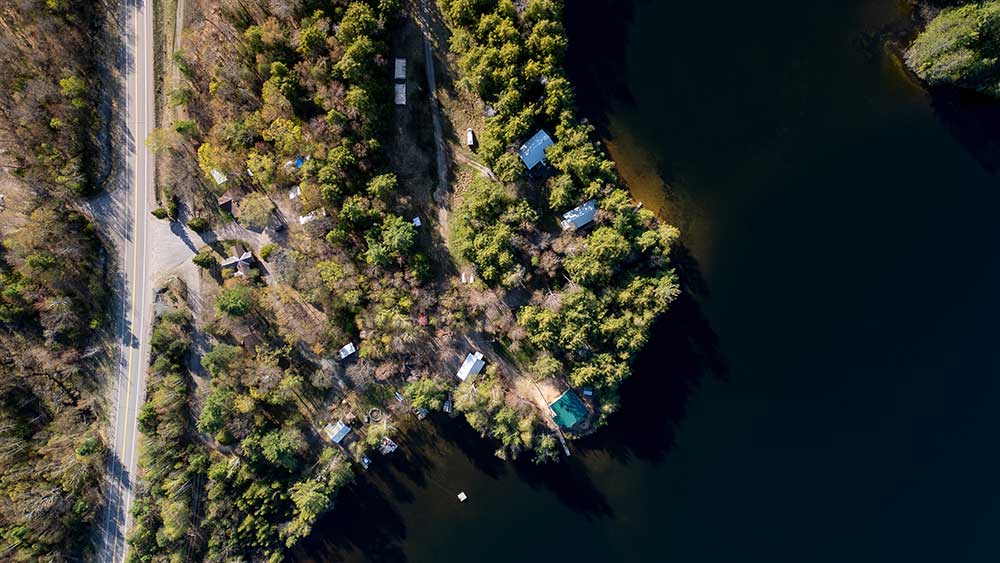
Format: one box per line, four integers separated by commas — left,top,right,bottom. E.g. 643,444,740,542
295,0,1000,561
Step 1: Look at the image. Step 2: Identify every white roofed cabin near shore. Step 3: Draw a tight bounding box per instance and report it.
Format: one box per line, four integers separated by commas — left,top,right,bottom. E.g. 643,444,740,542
456,352,485,381
560,199,597,231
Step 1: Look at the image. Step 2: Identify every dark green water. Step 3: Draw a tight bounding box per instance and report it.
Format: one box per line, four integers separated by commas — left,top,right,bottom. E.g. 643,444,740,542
296,0,1000,561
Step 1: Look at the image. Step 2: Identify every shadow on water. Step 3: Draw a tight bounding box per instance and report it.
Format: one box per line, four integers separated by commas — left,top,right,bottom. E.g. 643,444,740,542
579,281,727,466
291,472,410,563
563,0,645,137
928,86,1000,175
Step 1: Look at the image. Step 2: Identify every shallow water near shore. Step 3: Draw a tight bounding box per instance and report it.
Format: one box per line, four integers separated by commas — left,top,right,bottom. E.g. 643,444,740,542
295,0,1000,561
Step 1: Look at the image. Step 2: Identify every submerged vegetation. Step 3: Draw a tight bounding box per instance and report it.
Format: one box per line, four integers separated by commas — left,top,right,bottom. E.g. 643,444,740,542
905,1,1000,96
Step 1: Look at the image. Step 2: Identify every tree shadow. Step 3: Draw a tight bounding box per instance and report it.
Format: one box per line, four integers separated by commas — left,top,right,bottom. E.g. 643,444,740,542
563,0,647,138
928,85,1000,176
578,281,727,465
290,473,410,563
510,454,615,520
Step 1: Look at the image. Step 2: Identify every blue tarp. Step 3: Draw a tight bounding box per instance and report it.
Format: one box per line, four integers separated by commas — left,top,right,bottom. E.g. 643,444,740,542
518,130,554,169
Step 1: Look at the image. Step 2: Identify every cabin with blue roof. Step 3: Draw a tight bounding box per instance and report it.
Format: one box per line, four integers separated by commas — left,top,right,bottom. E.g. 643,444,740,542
518,129,554,170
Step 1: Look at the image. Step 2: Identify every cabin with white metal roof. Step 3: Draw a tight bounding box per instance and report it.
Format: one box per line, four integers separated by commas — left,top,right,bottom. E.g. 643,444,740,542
456,352,485,381
560,199,597,231
338,342,357,360
324,420,351,444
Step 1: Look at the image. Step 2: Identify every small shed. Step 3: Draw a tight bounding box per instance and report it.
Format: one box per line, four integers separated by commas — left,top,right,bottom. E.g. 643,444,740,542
518,130,554,169
338,342,357,360
325,421,351,444
560,199,597,230
394,83,406,106
394,58,406,80
218,192,235,214
466,128,475,147
549,390,588,430
456,352,485,381
211,169,229,186
299,208,326,225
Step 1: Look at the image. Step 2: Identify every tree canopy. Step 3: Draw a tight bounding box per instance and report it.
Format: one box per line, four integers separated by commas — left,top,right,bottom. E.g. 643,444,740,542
906,2,1000,96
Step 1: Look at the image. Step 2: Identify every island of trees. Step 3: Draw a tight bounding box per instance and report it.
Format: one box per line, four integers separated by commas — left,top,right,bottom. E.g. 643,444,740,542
905,1,1000,96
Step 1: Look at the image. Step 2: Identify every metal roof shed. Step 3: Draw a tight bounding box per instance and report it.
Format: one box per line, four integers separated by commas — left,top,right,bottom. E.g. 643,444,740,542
560,199,597,230
456,352,485,381
325,421,351,444
338,342,357,359
518,130,554,169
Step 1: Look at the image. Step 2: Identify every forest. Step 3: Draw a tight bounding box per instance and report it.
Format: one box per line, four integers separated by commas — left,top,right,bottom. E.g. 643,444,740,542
129,0,411,560
0,0,111,560
905,1,1000,96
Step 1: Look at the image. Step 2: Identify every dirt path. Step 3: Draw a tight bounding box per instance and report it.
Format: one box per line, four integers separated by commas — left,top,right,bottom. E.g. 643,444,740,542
415,0,455,252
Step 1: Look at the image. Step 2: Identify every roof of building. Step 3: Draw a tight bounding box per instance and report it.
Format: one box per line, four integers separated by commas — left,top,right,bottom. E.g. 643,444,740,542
518,129,554,169
325,420,351,444
456,352,485,381
549,389,588,430
220,251,254,268
339,342,357,359
394,83,406,105
211,169,229,185
394,58,406,80
560,199,597,230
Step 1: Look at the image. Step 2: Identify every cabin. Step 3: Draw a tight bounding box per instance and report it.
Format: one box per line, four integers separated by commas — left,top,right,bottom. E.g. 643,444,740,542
560,199,597,231
549,389,588,430
455,352,485,381
338,342,357,360
394,83,406,106
324,420,351,444
220,244,254,272
518,129,554,170
394,58,406,80
218,191,237,214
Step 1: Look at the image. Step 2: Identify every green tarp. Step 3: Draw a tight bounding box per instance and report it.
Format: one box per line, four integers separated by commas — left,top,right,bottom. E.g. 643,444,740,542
550,390,587,429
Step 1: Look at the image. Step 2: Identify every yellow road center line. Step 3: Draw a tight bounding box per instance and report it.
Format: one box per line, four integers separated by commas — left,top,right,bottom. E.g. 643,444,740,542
125,3,151,491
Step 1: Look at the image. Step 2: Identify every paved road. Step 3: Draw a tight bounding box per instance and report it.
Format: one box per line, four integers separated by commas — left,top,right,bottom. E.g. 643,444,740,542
98,0,155,561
